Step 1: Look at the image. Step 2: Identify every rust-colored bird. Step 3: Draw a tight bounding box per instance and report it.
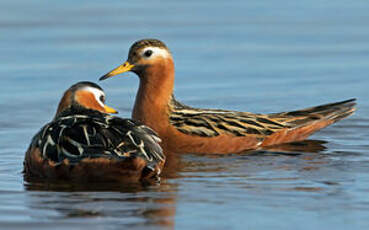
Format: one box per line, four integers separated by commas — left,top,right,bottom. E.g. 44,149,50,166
100,39,356,154
24,81,165,183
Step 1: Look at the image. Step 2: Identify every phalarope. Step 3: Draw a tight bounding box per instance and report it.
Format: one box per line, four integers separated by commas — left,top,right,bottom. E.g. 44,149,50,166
100,39,356,154
24,81,165,182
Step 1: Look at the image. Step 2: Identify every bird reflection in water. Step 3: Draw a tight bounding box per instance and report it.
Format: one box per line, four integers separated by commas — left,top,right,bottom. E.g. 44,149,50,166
23,139,328,228
23,154,181,228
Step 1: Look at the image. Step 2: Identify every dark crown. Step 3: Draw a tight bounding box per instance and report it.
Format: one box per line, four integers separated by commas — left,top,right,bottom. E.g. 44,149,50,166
128,39,168,57
70,81,103,92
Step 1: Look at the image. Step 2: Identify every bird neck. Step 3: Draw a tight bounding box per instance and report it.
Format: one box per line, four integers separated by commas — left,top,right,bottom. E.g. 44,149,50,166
132,58,175,126
54,90,73,119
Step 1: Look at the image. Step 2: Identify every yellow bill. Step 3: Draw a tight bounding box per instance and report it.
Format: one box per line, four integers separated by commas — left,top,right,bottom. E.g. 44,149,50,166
99,61,135,80
104,105,118,114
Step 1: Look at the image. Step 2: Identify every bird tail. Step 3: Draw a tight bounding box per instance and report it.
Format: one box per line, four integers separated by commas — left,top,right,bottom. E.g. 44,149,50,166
261,98,357,146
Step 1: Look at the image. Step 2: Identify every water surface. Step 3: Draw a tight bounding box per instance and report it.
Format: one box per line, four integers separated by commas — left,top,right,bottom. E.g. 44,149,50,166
1,0,369,229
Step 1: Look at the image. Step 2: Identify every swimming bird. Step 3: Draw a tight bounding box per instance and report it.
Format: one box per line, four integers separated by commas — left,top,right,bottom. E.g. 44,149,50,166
100,39,356,154
24,81,165,183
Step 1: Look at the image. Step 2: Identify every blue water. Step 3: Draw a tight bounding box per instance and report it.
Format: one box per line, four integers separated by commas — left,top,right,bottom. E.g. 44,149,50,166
1,0,369,229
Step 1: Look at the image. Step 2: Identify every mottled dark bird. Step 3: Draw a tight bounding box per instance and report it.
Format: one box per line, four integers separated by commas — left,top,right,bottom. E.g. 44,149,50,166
24,81,165,183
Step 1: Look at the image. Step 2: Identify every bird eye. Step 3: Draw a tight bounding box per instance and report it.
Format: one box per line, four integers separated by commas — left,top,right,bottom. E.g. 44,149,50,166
99,95,105,103
144,50,153,58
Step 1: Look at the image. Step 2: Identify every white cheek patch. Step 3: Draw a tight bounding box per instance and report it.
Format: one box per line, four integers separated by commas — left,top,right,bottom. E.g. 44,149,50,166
83,87,105,108
140,47,170,60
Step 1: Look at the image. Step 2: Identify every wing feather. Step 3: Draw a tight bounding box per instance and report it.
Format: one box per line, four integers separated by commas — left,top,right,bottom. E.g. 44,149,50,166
169,97,356,145
34,110,165,165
